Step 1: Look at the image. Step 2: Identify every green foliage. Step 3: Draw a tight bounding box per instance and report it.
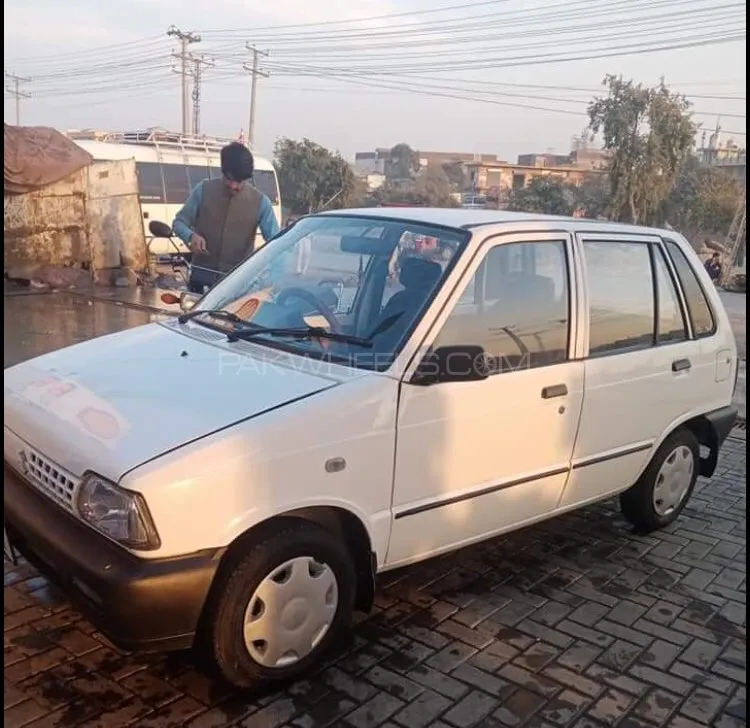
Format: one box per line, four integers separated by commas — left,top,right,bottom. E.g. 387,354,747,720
506,176,580,216
661,155,745,240
273,137,358,215
588,75,697,225
387,143,421,181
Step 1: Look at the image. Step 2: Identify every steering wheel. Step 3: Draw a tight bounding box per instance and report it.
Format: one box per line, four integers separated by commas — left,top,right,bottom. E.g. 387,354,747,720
275,286,343,334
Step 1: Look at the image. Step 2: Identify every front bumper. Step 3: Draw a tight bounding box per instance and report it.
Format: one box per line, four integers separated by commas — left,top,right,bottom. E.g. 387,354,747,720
4,464,225,653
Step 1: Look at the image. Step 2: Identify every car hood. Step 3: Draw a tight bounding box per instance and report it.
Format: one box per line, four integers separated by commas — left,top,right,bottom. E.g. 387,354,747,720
3,321,346,481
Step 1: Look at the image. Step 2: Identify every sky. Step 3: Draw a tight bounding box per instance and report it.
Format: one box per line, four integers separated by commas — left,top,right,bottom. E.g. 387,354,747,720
3,0,747,163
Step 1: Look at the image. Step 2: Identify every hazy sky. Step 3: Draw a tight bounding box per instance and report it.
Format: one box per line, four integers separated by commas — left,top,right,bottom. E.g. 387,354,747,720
3,0,746,163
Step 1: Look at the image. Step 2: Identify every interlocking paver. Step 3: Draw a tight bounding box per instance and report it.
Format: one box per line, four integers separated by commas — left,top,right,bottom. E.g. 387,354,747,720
4,343,746,728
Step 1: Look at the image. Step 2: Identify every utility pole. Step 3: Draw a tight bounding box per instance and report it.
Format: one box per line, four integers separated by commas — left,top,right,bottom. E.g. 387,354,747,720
5,72,31,125
243,45,269,148
167,26,201,135
190,54,215,136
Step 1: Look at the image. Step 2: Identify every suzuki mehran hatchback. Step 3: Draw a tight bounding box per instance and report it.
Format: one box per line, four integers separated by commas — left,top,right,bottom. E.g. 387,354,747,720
4,209,739,688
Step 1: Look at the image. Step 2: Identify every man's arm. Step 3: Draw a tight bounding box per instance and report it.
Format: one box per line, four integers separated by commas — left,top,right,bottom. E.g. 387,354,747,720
172,181,204,244
257,195,281,242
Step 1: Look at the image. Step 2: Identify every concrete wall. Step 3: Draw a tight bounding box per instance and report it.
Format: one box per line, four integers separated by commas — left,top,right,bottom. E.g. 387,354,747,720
4,159,147,273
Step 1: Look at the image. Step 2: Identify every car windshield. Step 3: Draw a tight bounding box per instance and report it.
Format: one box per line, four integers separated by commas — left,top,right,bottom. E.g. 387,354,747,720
193,214,469,371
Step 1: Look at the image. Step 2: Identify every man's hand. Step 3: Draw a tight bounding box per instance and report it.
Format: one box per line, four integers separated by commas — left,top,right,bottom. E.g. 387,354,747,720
190,233,209,255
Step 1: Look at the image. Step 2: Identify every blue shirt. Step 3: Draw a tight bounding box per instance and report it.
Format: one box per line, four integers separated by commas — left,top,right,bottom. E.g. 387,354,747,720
172,179,280,246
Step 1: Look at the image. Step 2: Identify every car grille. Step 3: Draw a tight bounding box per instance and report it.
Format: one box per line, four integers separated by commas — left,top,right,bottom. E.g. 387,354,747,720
22,448,80,513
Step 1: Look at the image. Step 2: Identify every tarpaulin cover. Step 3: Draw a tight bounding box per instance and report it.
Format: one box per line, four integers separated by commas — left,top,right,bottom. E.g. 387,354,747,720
4,124,93,194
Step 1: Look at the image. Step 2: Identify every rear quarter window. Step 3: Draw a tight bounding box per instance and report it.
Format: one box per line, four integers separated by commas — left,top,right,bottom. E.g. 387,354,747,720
664,240,717,338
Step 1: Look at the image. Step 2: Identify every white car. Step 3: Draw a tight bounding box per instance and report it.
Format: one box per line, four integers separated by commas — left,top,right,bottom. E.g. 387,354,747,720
4,209,739,689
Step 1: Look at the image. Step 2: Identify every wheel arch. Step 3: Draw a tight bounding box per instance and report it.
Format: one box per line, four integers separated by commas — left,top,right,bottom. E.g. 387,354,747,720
198,506,377,639
647,408,736,480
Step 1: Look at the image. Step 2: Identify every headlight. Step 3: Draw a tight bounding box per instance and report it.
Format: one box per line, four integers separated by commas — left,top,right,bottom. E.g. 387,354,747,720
77,473,160,550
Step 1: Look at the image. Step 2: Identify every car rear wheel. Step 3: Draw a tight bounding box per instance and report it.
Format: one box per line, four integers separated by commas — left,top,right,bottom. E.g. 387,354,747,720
209,521,356,689
620,428,700,532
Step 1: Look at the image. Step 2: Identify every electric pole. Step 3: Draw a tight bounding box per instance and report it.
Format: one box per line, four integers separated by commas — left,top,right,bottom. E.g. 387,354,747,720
167,26,201,135
5,72,31,126
190,54,215,136
243,45,269,148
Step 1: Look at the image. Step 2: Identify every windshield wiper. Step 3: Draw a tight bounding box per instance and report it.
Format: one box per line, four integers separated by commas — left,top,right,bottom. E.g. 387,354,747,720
226,324,374,348
177,308,247,326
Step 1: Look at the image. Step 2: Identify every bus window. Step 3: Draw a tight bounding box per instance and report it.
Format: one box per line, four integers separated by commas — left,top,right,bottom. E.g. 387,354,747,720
252,170,279,204
163,165,192,205
188,165,211,188
136,162,165,203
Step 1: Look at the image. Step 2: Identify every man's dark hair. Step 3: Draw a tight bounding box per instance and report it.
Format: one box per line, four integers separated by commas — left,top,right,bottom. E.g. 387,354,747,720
220,142,254,182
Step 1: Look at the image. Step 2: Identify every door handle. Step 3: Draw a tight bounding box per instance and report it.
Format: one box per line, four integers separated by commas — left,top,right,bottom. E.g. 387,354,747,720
542,384,568,399
672,358,692,373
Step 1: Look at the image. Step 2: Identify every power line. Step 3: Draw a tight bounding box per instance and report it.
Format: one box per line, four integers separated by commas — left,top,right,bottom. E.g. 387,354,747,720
4,72,31,125
167,26,201,135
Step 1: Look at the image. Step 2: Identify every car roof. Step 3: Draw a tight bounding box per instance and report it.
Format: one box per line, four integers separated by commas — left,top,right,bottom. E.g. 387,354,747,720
318,206,676,238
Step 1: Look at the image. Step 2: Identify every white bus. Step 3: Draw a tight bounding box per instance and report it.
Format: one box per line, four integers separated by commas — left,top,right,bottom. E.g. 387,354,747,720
70,129,282,258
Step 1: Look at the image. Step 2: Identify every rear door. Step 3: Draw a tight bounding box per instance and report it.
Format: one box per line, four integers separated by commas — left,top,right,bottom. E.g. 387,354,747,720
560,233,703,509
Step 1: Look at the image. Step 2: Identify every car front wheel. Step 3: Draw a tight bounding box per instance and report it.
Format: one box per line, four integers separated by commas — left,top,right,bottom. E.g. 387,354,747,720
209,521,356,689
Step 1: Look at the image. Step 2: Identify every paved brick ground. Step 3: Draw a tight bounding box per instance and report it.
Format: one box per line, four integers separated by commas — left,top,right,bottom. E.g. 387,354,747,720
4,431,746,728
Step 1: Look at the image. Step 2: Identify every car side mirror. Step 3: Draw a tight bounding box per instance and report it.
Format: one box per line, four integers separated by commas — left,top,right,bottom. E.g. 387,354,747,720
149,220,173,238
410,344,490,386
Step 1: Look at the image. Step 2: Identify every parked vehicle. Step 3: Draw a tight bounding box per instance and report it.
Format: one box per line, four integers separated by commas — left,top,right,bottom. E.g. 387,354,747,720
69,129,281,259
4,208,739,689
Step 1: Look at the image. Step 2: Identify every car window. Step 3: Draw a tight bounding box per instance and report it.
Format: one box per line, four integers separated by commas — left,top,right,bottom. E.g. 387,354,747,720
432,240,570,374
196,215,468,371
654,247,688,344
584,241,655,356
664,240,716,338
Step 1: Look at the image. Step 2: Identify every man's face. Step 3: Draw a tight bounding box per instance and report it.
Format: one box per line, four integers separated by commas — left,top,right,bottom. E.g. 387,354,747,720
223,176,245,196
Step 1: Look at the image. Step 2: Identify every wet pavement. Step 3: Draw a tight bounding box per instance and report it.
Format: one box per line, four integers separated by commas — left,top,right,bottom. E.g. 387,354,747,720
3,291,747,728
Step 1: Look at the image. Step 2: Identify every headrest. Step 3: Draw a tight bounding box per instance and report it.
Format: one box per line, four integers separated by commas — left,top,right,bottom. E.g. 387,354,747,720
399,257,442,290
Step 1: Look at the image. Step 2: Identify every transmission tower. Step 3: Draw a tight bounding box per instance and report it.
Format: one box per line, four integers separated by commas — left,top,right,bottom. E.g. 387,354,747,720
167,26,201,135
190,54,215,136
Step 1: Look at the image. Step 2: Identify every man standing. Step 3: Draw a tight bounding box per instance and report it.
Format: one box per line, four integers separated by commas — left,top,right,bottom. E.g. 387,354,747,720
173,142,280,293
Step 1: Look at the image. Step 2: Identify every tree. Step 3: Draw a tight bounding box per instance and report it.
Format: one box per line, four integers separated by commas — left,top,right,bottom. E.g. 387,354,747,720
588,75,696,225
660,155,745,242
373,166,457,207
575,174,610,219
388,143,420,181
413,166,455,207
506,176,580,216
273,137,358,215
442,161,467,191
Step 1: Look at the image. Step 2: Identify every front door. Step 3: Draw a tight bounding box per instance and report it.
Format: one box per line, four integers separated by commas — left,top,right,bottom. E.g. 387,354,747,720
386,233,585,567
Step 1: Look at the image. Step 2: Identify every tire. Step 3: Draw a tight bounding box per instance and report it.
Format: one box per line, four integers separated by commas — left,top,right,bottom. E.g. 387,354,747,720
620,428,700,533
208,520,356,689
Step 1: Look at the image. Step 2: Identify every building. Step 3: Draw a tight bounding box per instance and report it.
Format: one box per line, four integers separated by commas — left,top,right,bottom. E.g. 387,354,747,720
465,161,592,204
353,148,507,179
698,125,746,186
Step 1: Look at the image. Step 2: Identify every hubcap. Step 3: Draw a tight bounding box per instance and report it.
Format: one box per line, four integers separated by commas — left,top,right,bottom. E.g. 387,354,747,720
243,557,338,668
653,445,695,517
